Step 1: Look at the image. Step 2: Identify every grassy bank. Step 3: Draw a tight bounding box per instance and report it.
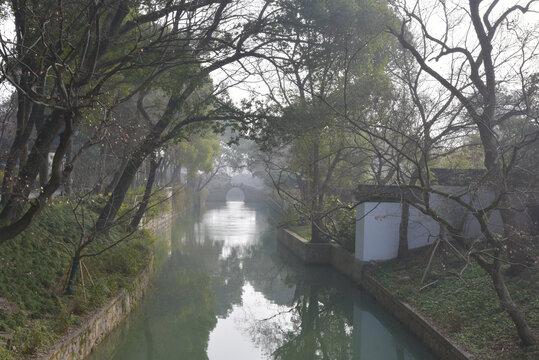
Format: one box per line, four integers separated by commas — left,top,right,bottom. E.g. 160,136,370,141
368,249,538,360
0,198,158,360
289,225,312,241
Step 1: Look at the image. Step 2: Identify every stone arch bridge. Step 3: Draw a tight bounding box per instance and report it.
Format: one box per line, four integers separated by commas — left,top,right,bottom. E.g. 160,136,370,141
206,183,270,204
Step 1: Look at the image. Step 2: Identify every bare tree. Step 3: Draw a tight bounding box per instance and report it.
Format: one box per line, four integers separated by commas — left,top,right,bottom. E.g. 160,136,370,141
374,0,539,345
389,0,539,270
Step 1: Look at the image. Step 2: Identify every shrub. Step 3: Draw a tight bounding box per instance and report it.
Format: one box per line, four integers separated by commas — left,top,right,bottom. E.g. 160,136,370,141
323,196,356,252
12,320,55,355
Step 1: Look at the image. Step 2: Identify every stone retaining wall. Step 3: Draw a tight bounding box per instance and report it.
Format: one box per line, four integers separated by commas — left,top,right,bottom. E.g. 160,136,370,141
277,228,472,360
277,229,363,279
40,256,154,360
360,272,471,360
277,229,332,264
40,211,172,360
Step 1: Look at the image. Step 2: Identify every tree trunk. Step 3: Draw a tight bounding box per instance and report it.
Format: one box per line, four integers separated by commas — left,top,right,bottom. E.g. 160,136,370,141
96,89,183,230
0,112,63,221
398,201,410,258
310,221,321,243
35,106,49,189
310,140,325,243
103,154,128,196
19,142,28,171
39,160,49,188
0,111,75,245
194,191,202,216
0,96,15,154
96,151,146,231
499,203,532,276
398,150,429,259
311,192,326,243
96,126,166,231
1,96,34,205
481,259,537,346
155,162,162,187
130,155,162,230
478,121,534,274
64,139,73,195
65,256,80,295
1,70,46,204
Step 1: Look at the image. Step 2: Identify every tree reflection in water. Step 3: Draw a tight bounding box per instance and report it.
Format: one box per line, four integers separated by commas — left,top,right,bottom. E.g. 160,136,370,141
243,243,355,360
146,252,217,359
88,203,435,360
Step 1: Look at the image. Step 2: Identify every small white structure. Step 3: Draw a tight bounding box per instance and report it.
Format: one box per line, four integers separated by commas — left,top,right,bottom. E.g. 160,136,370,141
355,202,440,262
353,169,512,262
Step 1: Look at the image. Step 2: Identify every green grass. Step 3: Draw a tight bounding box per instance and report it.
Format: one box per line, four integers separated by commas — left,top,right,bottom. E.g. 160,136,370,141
369,248,538,360
0,197,157,358
289,225,312,241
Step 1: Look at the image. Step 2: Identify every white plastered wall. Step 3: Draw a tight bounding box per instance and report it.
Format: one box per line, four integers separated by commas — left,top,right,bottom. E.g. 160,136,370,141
355,188,506,262
355,202,440,262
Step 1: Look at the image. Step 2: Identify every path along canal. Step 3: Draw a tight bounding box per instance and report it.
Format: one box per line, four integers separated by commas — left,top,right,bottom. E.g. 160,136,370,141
87,201,436,360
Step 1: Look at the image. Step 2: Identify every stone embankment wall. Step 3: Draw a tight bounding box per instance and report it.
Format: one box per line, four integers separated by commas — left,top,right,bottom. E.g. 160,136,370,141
41,257,154,360
277,229,363,282
40,210,172,360
360,273,471,360
277,228,472,360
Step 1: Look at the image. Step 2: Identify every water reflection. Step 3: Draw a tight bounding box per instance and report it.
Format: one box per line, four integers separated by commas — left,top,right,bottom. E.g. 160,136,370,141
88,202,435,360
199,201,263,259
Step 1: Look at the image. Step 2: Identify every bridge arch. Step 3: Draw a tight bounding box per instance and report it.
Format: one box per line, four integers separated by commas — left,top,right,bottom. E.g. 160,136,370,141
225,187,245,202
206,182,269,204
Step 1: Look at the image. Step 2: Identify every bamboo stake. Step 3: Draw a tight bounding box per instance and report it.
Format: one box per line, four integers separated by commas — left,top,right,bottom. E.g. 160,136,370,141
421,238,441,284
62,259,74,292
80,263,87,300
81,260,95,286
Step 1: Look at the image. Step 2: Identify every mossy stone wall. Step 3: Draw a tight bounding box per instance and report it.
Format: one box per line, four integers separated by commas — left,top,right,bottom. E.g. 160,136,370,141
40,256,153,360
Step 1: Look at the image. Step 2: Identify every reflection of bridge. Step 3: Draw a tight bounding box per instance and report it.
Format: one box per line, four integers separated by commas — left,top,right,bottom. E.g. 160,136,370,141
206,183,270,203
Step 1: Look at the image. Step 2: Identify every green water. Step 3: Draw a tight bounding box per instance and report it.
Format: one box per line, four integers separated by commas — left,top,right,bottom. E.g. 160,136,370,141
87,202,436,360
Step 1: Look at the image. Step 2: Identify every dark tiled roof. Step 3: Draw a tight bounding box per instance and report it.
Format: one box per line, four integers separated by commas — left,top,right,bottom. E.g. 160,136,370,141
353,185,423,203
353,168,486,203
431,168,486,186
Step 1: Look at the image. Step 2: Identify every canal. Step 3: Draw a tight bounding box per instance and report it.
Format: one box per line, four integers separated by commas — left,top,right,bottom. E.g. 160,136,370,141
88,201,436,360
